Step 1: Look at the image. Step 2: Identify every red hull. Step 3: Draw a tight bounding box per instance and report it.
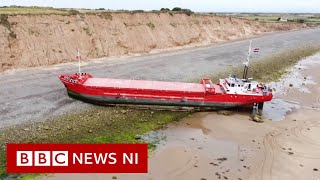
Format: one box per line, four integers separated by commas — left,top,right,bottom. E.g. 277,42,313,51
59,73,273,108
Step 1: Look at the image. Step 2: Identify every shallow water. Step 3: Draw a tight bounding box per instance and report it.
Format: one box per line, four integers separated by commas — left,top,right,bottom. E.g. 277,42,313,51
262,55,319,121
262,98,298,121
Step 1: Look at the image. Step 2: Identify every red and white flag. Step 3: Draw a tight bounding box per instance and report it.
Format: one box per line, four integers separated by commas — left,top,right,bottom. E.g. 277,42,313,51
253,48,260,53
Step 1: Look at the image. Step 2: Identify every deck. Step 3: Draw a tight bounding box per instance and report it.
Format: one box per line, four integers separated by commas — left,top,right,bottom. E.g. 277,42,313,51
83,78,205,93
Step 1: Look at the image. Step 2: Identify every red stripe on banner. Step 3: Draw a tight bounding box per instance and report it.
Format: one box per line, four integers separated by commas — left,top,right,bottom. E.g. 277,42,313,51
7,143,148,173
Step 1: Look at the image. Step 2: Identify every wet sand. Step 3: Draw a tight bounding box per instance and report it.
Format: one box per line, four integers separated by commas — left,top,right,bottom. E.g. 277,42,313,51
48,54,320,180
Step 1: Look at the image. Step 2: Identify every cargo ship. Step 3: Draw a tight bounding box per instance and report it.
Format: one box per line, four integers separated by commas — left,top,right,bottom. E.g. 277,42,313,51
59,41,273,110
59,73,272,109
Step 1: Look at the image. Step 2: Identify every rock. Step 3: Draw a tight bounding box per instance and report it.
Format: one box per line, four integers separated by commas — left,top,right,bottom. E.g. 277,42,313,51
215,172,221,179
252,115,263,123
135,135,142,140
223,176,228,179
23,128,30,131
43,126,49,130
289,83,293,87
186,123,191,125
151,111,154,114
200,178,207,180
88,130,93,133
106,122,112,126
217,157,228,161
210,162,219,166
112,176,117,179
120,109,127,114
190,138,195,141
304,77,307,80
67,126,72,130
217,110,232,116
288,152,294,155
313,168,318,171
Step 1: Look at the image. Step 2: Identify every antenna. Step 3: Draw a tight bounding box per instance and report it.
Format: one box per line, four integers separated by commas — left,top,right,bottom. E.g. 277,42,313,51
77,49,81,79
243,40,252,80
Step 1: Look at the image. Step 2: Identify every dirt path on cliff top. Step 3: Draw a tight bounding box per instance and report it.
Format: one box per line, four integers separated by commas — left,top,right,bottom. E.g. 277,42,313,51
0,28,320,128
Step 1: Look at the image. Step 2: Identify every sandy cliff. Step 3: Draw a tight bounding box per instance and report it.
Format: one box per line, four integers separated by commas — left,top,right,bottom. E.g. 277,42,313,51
0,12,304,71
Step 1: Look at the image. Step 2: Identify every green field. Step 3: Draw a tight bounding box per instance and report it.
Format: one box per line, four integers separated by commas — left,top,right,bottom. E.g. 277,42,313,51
0,6,192,15
0,6,126,15
0,6,72,15
237,14,320,25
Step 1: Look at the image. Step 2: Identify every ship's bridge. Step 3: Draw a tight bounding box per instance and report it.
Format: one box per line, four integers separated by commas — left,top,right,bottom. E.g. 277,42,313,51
220,77,260,95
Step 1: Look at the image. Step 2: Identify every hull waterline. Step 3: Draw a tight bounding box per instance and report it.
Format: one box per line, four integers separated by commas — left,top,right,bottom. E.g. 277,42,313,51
67,89,250,109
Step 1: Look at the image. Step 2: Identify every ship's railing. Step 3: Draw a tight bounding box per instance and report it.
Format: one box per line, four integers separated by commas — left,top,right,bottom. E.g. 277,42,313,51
58,73,92,84
200,78,215,94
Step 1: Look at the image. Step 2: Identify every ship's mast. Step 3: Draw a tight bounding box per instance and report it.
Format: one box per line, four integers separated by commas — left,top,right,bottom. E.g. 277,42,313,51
77,49,81,79
243,40,252,80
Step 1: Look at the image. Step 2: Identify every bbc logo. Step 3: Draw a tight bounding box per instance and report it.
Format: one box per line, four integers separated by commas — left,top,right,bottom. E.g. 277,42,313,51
17,151,68,166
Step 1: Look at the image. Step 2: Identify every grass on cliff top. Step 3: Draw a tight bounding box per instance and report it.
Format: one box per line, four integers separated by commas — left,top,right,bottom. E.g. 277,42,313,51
0,6,115,15
0,6,71,15
0,6,169,15
0,45,320,178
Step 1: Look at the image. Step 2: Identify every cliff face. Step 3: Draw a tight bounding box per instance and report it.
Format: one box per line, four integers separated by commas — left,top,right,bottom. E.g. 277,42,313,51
0,12,304,71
